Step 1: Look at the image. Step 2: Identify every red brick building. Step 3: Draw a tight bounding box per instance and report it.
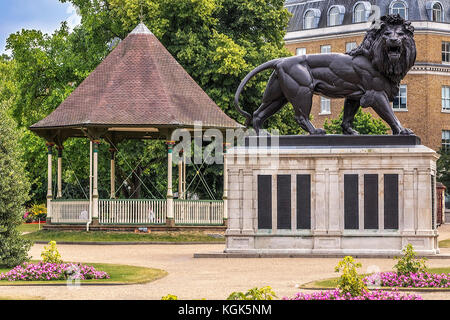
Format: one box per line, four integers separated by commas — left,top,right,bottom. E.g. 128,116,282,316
284,0,450,151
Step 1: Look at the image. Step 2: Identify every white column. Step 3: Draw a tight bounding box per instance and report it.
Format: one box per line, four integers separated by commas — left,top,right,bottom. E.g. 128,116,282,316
178,153,183,199
223,143,229,223
109,148,116,199
92,140,100,219
56,146,63,198
166,141,174,225
46,143,54,220
183,152,186,198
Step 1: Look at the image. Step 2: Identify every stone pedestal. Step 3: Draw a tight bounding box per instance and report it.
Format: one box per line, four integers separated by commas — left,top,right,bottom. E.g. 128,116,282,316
224,135,440,256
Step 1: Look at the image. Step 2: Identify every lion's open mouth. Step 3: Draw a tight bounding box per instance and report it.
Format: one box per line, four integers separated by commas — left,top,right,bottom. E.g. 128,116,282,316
387,44,402,58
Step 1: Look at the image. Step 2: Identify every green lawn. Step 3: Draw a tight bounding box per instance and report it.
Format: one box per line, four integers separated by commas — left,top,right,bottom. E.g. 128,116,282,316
301,267,450,290
22,229,225,243
18,223,43,233
0,261,167,286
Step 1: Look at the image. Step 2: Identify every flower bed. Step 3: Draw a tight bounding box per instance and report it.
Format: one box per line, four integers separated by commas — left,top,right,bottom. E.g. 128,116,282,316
364,272,450,289
284,289,422,300
0,262,110,281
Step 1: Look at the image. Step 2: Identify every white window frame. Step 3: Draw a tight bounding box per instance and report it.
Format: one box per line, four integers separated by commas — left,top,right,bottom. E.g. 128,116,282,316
321,45,331,54
320,97,331,115
328,7,340,26
346,42,357,52
304,9,320,30
427,1,445,22
442,130,450,152
393,84,408,111
353,1,371,23
327,5,345,27
443,41,450,64
296,47,307,56
389,1,408,20
433,2,443,22
443,86,450,112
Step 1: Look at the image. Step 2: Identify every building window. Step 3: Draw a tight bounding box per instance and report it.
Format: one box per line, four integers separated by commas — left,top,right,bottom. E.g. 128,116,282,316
443,86,450,112
433,2,443,21
353,2,371,23
393,85,407,110
427,1,444,22
443,42,450,63
390,1,408,19
443,130,450,152
321,45,331,53
346,42,357,52
328,5,345,26
304,9,321,30
296,47,306,56
320,97,331,114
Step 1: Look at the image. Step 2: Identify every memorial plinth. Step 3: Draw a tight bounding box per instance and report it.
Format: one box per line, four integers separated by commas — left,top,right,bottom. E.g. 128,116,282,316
224,135,440,256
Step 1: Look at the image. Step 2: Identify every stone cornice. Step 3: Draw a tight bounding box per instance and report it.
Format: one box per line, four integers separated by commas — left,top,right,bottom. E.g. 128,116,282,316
285,21,450,43
409,63,450,76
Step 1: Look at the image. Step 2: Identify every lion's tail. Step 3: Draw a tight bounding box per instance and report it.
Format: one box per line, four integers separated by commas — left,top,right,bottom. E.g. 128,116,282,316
234,59,281,127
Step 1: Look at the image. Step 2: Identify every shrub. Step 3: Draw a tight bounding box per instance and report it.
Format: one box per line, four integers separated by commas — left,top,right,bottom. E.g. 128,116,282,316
227,286,277,300
0,100,32,267
40,241,63,264
324,107,388,135
393,244,428,275
334,256,368,297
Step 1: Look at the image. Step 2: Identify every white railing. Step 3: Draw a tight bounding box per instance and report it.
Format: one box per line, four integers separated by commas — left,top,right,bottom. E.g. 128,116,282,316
51,200,90,223
51,199,223,225
99,199,166,224
174,200,223,225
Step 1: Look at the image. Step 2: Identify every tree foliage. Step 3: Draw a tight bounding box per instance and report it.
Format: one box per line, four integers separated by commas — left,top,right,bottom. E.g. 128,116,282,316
324,107,389,135
436,150,450,195
4,0,293,202
0,98,32,267
61,0,292,126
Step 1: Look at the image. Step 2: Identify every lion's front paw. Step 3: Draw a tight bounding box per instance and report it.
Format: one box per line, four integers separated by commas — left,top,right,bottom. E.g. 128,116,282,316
342,126,360,135
311,128,326,135
397,127,414,136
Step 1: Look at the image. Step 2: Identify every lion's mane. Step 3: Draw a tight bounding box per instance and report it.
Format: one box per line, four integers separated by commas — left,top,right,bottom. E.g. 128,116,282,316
348,15,416,85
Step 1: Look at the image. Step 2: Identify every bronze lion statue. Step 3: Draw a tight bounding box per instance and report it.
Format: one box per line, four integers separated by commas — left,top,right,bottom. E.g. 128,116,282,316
234,14,417,135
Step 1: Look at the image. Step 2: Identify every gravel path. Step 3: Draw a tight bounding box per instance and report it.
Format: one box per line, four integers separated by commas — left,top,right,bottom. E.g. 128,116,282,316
0,225,450,300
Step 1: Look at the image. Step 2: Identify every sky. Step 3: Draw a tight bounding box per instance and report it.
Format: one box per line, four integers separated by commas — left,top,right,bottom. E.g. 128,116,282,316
0,0,81,54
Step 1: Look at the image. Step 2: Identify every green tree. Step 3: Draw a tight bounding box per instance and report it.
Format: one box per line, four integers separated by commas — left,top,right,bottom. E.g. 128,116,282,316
6,0,293,203
324,107,389,135
0,98,32,267
436,149,450,199
62,0,292,127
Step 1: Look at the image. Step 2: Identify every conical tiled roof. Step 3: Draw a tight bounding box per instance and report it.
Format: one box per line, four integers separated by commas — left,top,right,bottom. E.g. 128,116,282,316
30,23,240,138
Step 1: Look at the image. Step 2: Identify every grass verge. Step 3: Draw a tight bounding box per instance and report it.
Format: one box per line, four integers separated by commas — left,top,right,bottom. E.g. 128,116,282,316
300,267,450,291
22,230,225,243
18,223,43,233
0,261,167,286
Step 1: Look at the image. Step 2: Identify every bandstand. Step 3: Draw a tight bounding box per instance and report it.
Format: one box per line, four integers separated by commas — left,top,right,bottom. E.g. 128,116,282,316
29,23,240,230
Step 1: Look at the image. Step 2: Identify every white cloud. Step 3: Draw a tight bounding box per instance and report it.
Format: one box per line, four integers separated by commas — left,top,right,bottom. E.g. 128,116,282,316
66,4,81,31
